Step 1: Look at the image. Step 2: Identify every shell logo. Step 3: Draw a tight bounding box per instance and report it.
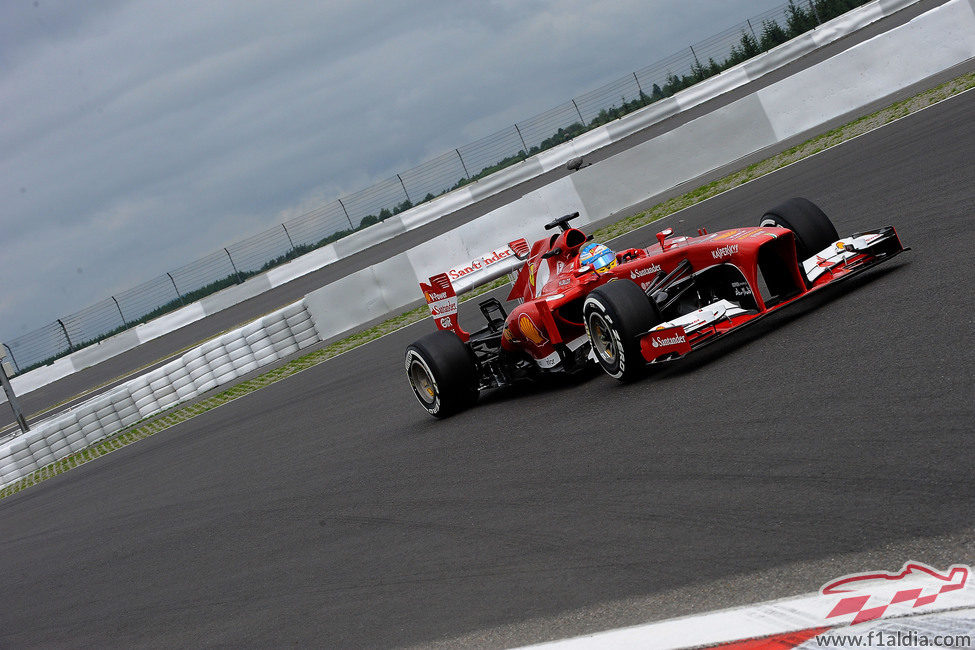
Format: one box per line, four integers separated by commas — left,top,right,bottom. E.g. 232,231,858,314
519,314,548,346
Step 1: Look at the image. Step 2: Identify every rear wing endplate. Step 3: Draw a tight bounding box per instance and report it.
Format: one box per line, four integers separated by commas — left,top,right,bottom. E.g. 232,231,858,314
420,239,529,340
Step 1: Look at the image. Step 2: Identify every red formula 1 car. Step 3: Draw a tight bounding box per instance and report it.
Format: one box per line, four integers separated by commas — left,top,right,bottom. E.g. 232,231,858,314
405,198,906,417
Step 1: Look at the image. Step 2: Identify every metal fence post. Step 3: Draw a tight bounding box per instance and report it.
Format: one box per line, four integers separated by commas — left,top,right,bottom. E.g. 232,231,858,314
396,174,412,205
281,224,296,252
455,149,470,180
632,72,645,98
0,362,29,432
514,124,529,154
2,343,20,374
224,248,244,284
111,296,127,327
689,45,702,69
571,99,585,125
167,272,185,305
808,0,822,25
747,19,759,42
337,199,354,229
56,319,73,351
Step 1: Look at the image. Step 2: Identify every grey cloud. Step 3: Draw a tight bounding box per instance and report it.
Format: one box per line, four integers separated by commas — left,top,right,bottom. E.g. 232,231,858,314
1,0,786,338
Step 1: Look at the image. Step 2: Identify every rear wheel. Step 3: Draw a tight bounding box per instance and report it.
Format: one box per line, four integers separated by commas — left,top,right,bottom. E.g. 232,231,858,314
405,331,478,418
760,197,838,275
583,280,662,381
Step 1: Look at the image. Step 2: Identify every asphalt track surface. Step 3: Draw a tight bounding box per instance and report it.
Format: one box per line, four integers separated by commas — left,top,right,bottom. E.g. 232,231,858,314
0,86,972,647
2,0,955,433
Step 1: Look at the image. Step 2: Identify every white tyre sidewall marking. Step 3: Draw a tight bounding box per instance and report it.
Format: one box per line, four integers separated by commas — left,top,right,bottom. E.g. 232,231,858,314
405,350,440,415
583,295,626,380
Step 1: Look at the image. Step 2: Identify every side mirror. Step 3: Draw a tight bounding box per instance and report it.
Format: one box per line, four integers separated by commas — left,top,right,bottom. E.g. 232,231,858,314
656,228,674,249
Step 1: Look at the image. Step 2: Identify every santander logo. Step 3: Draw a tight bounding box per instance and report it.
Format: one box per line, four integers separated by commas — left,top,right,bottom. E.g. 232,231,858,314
448,248,513,280
630,264,661,279
650,333,686,348
430,300,457,316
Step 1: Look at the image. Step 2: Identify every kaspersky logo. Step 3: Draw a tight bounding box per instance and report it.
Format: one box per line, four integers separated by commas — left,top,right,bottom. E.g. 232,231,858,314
650,333,686,348
712,244,739,259
821,561,970,625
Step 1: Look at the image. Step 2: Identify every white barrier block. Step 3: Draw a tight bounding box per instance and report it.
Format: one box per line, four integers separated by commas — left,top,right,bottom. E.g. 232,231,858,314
194,376,217,394
234,360,260,376
290,317,317,339
569,94,776,221
228,345,253,363
240,320,264,339
265,243,339,288
188,360,211,383
154,387,178,411
83,424,104,445
128,375,152,400
278,302,302,319
135,302,206,344
65,431,88,454
135,394,161,419
223,337,248,355
34,452,55,468
19,460,39,475
254,348,278,366
49,437,70,456
210,360,237,380
272,343,299,359
198,338,224,356
247,338,274,359
262,317,290,336
117,403,142,427
268,328,295,346
244,328,271,347
761,0,975,141
11,448,32,464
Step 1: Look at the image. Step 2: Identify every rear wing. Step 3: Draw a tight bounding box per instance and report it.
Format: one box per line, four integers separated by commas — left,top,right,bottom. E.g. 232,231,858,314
420,239,530,340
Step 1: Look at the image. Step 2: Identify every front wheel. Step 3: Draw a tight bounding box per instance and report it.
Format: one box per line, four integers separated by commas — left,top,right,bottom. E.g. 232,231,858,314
405,330,478,418
583,280,662,381
760,198,838,278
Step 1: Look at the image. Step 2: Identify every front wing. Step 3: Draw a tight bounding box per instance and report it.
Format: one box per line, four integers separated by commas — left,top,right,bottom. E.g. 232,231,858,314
639,226,908,363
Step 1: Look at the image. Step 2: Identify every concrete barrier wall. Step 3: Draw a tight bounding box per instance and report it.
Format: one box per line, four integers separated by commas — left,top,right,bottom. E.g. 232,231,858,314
4,0,918,399
0,302,319,488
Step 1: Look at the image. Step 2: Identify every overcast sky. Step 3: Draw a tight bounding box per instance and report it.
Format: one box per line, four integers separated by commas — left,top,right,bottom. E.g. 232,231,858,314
1,0,787,341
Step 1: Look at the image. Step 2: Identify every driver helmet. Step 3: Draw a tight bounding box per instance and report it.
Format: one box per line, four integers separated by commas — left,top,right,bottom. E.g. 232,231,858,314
579,242,617,274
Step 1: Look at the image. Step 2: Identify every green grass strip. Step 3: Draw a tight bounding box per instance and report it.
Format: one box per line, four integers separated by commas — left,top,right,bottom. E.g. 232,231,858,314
2,71,972,501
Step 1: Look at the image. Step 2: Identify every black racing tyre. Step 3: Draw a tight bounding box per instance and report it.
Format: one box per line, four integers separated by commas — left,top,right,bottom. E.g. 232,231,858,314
405,330,478,418
583,279,662,381
760,197,839,272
